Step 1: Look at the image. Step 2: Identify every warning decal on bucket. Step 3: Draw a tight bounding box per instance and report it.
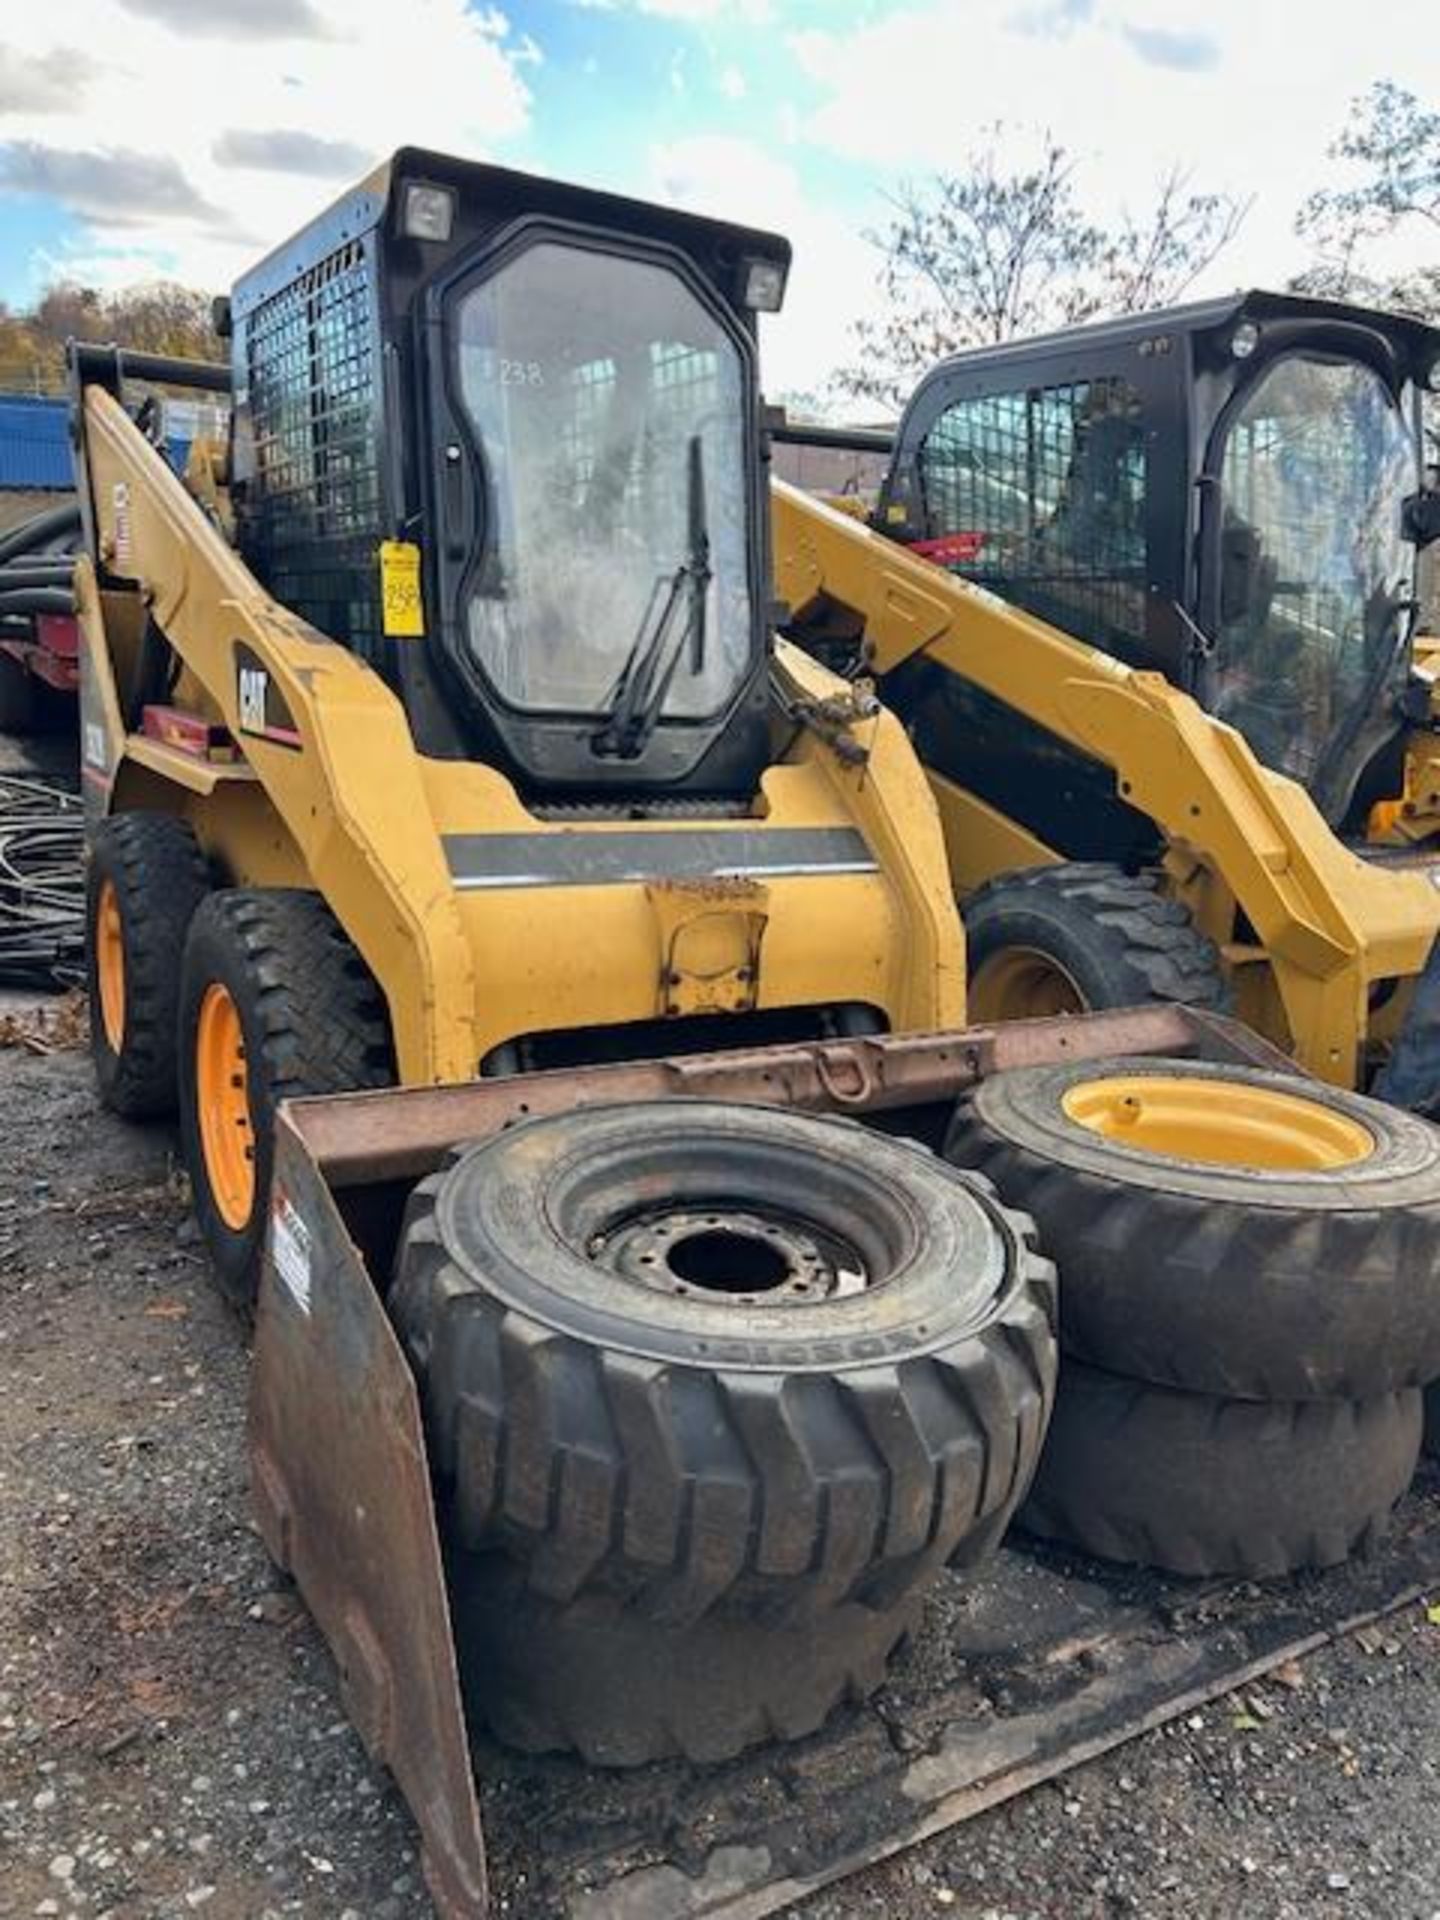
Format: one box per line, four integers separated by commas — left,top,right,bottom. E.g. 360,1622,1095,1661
271,1191,312,1315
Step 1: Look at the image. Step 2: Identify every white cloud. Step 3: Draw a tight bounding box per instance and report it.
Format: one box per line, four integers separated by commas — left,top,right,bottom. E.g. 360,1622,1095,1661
574,0,770,17
789,0,1440,298
0,0,535,292
647,134,878,400
718,64,748,101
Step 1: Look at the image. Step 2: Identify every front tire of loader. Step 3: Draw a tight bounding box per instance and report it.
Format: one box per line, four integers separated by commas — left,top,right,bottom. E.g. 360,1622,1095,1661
177,890,393,1305
964,863,1229,1022
389,1101,1058,1766
87,812,211,1118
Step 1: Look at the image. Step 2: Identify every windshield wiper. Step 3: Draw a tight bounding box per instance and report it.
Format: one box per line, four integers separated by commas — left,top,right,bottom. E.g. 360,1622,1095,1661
592,435,710,760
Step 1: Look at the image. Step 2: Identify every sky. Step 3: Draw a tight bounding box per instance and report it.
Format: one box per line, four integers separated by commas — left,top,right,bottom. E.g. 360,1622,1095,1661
0,0,1435,400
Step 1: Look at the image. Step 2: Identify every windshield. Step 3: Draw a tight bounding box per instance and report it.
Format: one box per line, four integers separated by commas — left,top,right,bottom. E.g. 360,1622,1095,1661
1211,355,1414,801
453,241,752,721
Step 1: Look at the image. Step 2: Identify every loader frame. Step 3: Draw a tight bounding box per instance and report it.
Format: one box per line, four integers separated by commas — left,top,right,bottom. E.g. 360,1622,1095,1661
254,1006,1440,1919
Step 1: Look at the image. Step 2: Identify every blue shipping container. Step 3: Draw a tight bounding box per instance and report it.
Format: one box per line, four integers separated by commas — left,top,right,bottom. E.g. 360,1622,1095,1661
0,393,71,490
0,390,196,490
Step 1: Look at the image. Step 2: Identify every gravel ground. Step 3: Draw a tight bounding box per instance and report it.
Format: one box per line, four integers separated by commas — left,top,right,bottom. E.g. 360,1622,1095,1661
0,1049,1436,1920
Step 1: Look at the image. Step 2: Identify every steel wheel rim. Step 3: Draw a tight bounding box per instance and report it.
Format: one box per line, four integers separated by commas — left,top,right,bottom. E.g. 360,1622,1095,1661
196,982,256,1229
588,1204,872,1307
1061,1075,1376,1171
95,878,126,1052
969,945,1087,1022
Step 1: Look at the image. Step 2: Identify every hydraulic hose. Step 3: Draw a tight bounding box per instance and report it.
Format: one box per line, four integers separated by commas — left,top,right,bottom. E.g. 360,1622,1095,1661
0,589,75,617
0,503,80,567
0,564,76,591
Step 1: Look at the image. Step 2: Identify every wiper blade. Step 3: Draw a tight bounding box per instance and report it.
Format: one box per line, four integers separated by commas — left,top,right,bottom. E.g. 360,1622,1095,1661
592,435,710,761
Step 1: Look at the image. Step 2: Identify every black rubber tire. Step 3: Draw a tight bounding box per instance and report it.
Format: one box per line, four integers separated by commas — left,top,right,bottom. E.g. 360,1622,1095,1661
177,889,393,1305
1020,1359,1422,1578
948,1056,1440,1401
1425,1384,1440,1458
390,1101,1056,1766
964,863,1229,1015
87,812,210,1118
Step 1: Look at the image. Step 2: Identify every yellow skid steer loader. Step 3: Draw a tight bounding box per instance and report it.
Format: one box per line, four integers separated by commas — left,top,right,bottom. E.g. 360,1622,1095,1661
69,164,1440,1916
775,293,1440,1110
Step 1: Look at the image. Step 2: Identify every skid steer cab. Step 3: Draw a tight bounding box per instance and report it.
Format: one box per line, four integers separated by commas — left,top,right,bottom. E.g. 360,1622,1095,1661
774,293,1440,1111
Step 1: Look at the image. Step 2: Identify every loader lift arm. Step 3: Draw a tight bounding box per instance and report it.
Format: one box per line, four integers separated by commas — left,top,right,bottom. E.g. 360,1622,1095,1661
773,480,1440,1087
73,360,479,1085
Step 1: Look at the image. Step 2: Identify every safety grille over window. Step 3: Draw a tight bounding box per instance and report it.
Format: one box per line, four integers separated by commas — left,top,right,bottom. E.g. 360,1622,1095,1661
916,377,1149,660
241,239,384,660
555,345,721,517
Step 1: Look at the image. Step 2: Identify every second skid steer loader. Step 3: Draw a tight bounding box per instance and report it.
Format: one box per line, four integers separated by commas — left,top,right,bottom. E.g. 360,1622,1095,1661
68,168,1440,1917
776,292,1440,1110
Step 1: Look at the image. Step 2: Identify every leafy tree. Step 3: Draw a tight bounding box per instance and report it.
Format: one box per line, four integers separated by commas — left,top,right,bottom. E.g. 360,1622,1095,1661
839,129,1248,409
0,281,217,392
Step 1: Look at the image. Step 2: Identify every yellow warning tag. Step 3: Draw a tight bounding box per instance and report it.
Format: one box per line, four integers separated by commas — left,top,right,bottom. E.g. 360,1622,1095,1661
379,540,425,637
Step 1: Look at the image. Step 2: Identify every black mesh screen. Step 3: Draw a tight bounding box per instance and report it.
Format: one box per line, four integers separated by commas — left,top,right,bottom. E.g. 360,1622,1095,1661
241,239,383,659
915,376,1149,659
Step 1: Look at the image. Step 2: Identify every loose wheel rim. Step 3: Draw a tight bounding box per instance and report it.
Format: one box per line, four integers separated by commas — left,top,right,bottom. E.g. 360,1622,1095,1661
195,982,256,1229
1061,1074,1376,1172
969,945,1087,1022
95,878,126,1052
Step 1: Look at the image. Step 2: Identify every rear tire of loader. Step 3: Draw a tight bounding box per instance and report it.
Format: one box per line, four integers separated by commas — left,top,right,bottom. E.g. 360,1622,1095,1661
389,1102,1058,1766
87,812,210,1118
947,1056,1440,1401
964,863,1229,1022
177,890,393,1306
1020,1359,1422,1578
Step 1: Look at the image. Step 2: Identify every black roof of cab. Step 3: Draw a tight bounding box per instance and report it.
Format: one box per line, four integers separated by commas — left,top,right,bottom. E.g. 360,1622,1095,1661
229,146,791,326
906,288,1440,395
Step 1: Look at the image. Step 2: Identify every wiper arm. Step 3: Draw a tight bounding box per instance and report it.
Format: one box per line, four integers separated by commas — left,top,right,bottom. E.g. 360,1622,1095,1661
592,435,710,761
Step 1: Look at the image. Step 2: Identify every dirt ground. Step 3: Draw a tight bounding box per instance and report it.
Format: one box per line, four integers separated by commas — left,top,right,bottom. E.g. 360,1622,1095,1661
0,1041,1436,1920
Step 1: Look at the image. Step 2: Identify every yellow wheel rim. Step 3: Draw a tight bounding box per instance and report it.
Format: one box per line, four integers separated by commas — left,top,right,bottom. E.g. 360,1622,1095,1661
196,982,256,1230
970,946,1087,1022
1062,1075,1376,1171
95,877,126,1053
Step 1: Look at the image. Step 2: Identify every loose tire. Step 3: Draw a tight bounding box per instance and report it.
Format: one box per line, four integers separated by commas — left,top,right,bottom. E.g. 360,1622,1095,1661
964,863,1228,1023
390,1101,1057,1765
1021,1360,1422,1578
178,890,392,1304
948,1056,1440,1401
87,812,210,1118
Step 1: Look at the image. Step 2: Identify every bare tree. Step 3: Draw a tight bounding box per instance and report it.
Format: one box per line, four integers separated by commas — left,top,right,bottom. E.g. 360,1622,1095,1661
1294,82,1440,322
1098,165,1250,314
839,129,1248,409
